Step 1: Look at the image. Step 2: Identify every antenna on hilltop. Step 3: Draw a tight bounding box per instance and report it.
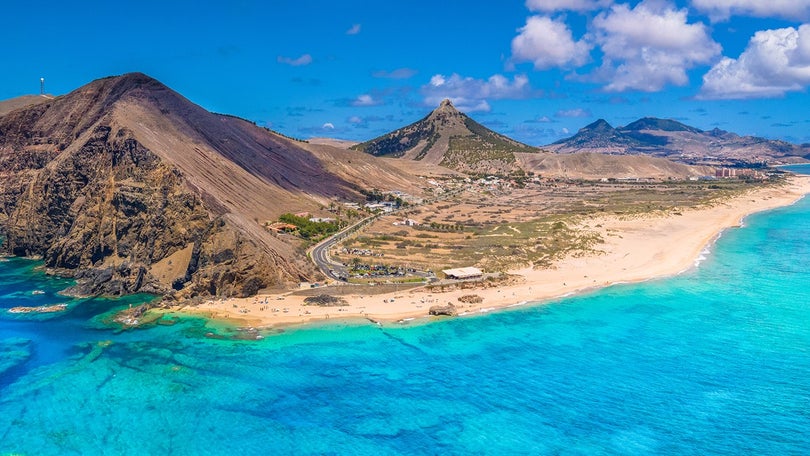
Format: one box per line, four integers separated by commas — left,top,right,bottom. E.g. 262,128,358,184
40,77,45,96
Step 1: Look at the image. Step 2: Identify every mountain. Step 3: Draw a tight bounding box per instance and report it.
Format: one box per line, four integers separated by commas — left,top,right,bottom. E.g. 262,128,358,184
0,73,414,299
547,117,809,164
352,99,537,173
551,119,645,151
621,117,702,133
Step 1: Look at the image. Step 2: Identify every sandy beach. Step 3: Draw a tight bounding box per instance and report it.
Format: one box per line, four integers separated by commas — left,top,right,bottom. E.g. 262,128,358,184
170,175,810,329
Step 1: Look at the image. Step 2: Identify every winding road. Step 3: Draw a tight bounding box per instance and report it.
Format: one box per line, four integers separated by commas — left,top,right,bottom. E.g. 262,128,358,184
308,216,376,281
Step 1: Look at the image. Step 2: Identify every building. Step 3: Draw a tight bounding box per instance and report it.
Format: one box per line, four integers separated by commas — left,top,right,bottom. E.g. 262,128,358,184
716,168,736,178
365,203,394,213
442,267,483,280
393,218,419,226
267,222,297,233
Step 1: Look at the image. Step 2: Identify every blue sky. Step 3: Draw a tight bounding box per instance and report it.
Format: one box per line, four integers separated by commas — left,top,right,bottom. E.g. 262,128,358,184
3,0,810,145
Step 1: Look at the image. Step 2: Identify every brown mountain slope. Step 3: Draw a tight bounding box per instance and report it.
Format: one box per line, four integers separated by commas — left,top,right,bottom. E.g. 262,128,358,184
352,99,537,174
0,73,395,298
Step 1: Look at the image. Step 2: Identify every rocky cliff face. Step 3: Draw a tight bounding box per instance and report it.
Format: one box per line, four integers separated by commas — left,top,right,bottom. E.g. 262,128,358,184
0,73,336,298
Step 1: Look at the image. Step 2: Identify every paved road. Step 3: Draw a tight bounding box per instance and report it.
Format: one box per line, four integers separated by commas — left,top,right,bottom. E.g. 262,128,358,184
309,234,346,280
309,216,376,281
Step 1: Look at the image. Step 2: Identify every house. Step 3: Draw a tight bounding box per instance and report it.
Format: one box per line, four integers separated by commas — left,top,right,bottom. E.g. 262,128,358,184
393,218,419,227
365,203,394,213
267,222,297,233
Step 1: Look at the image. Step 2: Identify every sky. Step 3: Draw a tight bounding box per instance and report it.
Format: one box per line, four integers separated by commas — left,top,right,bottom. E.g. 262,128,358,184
3,0,810,145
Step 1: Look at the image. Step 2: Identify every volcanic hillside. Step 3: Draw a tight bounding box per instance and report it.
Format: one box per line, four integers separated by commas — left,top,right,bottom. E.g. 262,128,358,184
352,99,538,174
0,73,416,298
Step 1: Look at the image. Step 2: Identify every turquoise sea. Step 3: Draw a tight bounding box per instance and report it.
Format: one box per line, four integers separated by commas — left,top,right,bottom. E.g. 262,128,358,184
2,182,810,455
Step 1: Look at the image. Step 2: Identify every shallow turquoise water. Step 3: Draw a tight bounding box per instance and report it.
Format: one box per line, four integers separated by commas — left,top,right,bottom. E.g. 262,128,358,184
2,195,810,455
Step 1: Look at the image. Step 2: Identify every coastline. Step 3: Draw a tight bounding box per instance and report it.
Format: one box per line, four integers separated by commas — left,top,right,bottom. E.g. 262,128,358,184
168,175,810,330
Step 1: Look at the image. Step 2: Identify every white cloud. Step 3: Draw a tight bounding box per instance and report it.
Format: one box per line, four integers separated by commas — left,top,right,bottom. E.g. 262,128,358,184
525,0,612,12
322,122,335,130
590,1,721,92
277,54,313,66
511,15,591,69
691,0,810,21
421,73,535,112
346,24,362,35
351,94,381,107
555,108,592,117
699,25,810,99
348,116,363,124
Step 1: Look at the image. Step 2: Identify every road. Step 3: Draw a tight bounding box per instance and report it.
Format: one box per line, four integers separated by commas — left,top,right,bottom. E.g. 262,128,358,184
309,216,376,281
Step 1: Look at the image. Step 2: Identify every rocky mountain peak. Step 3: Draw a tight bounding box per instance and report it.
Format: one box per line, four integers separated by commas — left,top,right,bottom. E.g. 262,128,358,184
582,119,615,132
430,98,462,119
73,72,170,106
620,117,702,134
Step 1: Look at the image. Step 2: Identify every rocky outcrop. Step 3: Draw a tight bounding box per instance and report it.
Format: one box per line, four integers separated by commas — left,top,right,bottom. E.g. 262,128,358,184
429,303,457,316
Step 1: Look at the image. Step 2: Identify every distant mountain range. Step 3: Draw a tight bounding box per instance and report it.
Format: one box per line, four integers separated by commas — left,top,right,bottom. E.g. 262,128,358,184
547,117,809,165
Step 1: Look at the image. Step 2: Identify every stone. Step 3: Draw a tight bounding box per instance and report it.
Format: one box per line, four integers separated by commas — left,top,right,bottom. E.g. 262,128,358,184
429,303,457,316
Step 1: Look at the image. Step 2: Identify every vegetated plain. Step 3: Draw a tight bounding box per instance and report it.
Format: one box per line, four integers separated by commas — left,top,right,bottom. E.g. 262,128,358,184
333,176,778,274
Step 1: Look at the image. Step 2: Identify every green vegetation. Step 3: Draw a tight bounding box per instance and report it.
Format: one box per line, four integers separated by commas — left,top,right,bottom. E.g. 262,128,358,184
361,188,406,206
438,217,603,271
278,213,343,241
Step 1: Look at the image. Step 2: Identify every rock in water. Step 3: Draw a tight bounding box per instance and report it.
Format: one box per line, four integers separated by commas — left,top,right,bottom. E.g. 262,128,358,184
429,303,457,316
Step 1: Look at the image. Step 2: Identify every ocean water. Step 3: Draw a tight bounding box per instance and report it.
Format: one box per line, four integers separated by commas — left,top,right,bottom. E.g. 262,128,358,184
2,196,810,455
